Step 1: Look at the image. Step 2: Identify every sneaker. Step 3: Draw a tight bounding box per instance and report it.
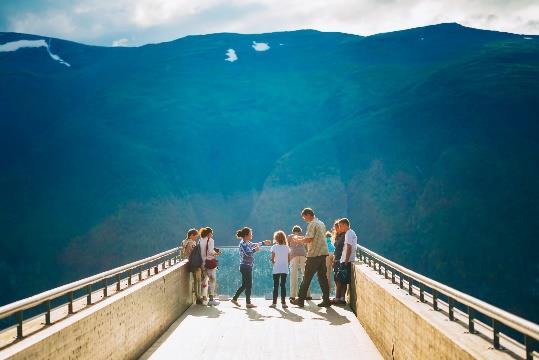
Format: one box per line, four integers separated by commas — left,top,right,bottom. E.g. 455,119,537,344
289,297,296,301
196,298,203,305
208,300,220,306
269,303,277,308
290,298,304,308
336,299,347,305
317,301,331,307
231,299,240,307
282,303,288,309
306,296,313,300
246,303,257,309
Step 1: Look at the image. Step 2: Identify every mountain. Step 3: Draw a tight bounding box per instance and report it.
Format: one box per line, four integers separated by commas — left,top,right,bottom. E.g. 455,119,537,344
1,23,538,322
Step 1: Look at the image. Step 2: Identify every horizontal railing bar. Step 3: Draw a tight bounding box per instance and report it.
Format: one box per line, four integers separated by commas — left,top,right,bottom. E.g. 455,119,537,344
0,247,180,320
357,245,539,341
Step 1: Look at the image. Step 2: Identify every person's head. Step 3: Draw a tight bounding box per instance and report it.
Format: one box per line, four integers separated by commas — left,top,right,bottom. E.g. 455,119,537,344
200,227,213,239
186,228,198,241
273,230,287,245
334,220,341,234
301,208,315,222
292,225,302,235
338,218,350,232
236,227,252,241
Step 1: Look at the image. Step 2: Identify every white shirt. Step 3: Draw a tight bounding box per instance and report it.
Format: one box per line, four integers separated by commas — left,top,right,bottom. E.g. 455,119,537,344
271,244,289,274
340,229,358,263
199,237,215,264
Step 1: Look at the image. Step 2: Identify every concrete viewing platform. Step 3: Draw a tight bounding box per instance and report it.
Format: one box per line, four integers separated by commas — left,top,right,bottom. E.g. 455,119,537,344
140,299,382,360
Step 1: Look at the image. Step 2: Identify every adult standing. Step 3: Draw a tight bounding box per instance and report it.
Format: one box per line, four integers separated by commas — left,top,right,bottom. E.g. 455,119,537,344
325,230,335,295
287,225,311,301
181,228,203,305
200,227,221,306
338,218,358,299
331,221,346,305
290,208,331,307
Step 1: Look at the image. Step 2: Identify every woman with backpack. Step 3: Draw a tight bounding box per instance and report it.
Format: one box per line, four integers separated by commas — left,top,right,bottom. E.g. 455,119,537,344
182,228,203,305
200,227,221,306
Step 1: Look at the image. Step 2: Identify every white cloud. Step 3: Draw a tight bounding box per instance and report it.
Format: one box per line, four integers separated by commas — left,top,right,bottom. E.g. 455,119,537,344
3,0,539,46
225,48,237,62
0,39,71,67
112,38,129,47
252,41,269,51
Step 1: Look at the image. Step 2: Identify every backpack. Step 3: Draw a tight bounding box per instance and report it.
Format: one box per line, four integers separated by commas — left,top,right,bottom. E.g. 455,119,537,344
188,241,203,271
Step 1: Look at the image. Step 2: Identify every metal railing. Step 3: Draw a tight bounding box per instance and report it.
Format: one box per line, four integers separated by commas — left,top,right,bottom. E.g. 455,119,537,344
357,245,539,360
0,247,183,344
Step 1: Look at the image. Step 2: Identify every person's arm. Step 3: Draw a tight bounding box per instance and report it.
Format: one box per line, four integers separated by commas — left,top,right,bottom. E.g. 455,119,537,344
209,238,218,256
271,251,276,264
344,244,352,263
296,223,314,244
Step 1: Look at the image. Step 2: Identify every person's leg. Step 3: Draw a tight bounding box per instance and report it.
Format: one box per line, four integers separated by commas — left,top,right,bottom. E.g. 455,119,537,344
272,274,279,304
201,269,208,301
326,254,334,295
298,257,316,301
316,256,330,303
233,267,247,301
245,267,253,304
208,268,217,301
194,268,202,301
290,257,299,298
280,274,287,303
299,256,311,298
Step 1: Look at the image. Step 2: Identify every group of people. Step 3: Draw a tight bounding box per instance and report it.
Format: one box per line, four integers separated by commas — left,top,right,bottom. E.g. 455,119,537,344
181,207,358,308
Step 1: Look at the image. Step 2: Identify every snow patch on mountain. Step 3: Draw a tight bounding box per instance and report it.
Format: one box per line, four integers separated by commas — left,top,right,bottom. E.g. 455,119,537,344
0,39,71,67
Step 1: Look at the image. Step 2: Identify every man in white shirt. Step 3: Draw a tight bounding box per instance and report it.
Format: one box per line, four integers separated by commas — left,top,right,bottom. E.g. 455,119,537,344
340,218,357,264
337,218,357,299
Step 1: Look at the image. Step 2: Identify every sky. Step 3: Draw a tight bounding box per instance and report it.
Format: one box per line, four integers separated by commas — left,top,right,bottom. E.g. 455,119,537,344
0,0,538,46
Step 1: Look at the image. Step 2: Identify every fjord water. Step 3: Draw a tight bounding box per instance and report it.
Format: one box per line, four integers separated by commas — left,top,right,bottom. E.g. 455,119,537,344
0,23,538,323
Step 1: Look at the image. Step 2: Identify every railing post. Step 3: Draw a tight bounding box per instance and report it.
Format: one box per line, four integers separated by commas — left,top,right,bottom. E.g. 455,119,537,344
103,278,108,297
448,298,454,321
68,291,74,314
384,267,388,279
432,290,438,311
16,310,23,339
399,273,404,289
525,335,534,360
44,300,51,325
419,284,425,302
408,278,413,295
492,319,500,349
116,274,121,292
147,267,151,277
378,262,382,275
391,269,395,284
139,266,143,281
468,307,475,333
128,269,132,286
86,284,92,305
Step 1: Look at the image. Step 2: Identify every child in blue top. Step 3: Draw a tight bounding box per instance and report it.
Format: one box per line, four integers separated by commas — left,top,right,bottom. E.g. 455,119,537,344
231,227,270,308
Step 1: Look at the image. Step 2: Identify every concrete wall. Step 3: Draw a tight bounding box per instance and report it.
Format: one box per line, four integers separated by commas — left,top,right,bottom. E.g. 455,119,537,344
1,261,192,360
350,262,513,360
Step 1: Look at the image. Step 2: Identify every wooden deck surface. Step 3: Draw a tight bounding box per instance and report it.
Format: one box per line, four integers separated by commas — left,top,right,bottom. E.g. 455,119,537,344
140,299,382,360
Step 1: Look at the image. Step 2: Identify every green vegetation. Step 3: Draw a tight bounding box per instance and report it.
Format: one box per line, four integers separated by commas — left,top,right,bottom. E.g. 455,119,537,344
0,23,537,322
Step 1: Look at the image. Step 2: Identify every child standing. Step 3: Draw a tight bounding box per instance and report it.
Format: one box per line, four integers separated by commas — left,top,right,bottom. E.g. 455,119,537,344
231,227,271,308
270,230,290,308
